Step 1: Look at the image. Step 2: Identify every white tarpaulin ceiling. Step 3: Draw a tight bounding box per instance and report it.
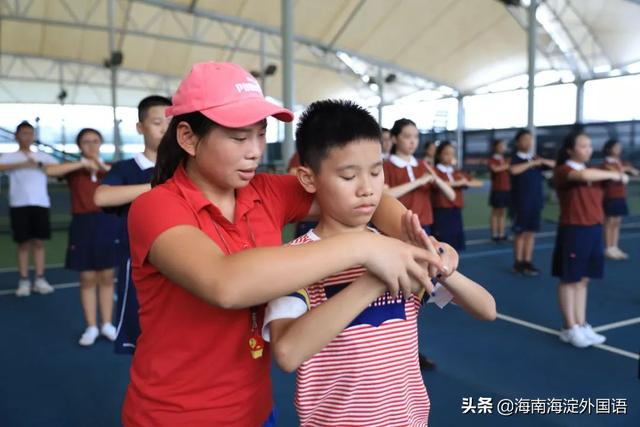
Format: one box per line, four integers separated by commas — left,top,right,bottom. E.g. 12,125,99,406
1,0,639,107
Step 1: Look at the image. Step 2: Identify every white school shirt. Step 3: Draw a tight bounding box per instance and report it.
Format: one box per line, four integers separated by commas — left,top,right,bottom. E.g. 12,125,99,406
0,150,58,207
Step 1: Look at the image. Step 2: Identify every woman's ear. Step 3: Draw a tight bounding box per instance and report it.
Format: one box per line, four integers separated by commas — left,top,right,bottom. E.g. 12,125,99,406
296,165,317,194
176,122,197,156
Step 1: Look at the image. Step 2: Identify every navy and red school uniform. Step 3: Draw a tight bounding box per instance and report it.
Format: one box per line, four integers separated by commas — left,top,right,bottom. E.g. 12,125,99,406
431,164,469,250
601,157,629,217
510,152,545,233
64,164,118,271
383,154,435,232
488,154,511,208
123,165,312,427
551,161,605,283
101,153,154,354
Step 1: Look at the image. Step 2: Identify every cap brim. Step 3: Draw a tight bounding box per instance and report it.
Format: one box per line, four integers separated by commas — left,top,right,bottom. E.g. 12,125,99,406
199,97,293,128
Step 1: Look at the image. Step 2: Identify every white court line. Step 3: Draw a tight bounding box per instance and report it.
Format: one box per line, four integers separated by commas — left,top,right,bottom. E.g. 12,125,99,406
592,317,640,332
0,263,64,274
0,281,79,296
496,313,640,361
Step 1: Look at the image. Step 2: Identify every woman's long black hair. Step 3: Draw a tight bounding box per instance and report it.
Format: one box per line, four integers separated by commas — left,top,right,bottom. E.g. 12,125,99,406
152,112,218,187
556,129,588,165
602,138,620,157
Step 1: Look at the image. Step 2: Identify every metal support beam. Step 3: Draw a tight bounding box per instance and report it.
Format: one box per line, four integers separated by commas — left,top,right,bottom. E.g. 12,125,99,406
377,67,384,126
108,0,122,161
575,79,584,124
326,0,366,51
281,0,295,164
527,0,537,152
456,95,464,167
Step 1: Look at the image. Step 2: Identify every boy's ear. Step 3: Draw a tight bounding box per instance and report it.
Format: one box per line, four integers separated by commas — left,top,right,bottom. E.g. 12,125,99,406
296,165,317,194
176,122,197,156
135,122,144,136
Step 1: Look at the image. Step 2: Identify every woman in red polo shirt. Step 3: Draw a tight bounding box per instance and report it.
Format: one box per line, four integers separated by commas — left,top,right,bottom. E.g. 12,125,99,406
123,62,450,427
552,130,629,349
601,139,639,260
45,128,118,346
431,141,483,251
487,139,511,242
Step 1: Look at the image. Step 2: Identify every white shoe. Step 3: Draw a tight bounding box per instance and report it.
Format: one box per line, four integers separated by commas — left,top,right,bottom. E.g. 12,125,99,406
558,325,591,348
613,247,629,260
580,324,606,345
15,279,31,297
32,277,54,294
605,247,622,260
78,326,99,346
100,323,117,341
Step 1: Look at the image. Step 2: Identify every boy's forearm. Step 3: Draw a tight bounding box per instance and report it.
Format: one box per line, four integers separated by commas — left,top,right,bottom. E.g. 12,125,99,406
94,183,151,207
272,274,385,372
440,271,496,321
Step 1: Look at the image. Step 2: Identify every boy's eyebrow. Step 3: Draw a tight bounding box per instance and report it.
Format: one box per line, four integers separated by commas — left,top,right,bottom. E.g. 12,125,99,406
336,161,383,171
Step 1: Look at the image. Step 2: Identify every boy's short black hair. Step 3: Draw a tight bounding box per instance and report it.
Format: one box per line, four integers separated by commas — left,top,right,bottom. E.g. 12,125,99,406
16,120,34,133
138,95,172,122
381,127,390,133
295,99,381,173
514,128,531,143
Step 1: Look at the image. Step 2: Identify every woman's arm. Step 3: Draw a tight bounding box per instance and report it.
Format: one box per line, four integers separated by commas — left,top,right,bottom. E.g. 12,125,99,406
439,271,496,321
384,174,432,199
44,161,89,177
510,159,540,175
269,272,387,372
489,163,510,173
568,168,628,184
0,158,37,172
148,225,442,309
94,183,151,207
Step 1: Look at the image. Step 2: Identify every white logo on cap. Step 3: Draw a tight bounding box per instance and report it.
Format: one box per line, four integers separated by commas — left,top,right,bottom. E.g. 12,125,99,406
235,81,262,94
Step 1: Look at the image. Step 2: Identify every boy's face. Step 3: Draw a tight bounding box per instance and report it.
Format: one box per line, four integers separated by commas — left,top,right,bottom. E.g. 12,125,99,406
302,139,384,229
137,105,170,151
16,127,35,149
516,133,532,152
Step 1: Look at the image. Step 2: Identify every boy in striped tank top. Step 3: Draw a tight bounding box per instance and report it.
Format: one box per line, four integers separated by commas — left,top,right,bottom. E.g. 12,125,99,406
263,100,496,427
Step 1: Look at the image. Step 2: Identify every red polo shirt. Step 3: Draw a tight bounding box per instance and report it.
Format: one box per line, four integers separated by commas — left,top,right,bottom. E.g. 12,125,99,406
488,156,510,192
601,159,626,199
554,164,604,225
383,159,434,225
122,165,313,427
65,169,108,214
432,167,468,209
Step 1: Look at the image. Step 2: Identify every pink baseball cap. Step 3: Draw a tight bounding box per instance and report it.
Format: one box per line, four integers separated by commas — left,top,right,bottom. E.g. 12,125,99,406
166,61,293,127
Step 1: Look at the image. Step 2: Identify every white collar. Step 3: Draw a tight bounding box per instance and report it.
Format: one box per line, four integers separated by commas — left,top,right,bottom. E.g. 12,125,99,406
306,226,378,242
436,164,454,174
566,160,586,171
492,154,504,160
134,152,155,170
605,156,619,164
382,152,390,160
389,154,418,168
516,151,533,160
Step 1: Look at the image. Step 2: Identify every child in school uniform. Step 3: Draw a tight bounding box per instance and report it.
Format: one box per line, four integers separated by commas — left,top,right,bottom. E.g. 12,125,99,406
383,119,455,236
45,128,119,345
93,95,171,354
552,130,629,348
431,141,482,251
488,139,511,242
263,100,495,427
123,62,452,427
381,127,392,160
0,121,58,296
601,139,639,260
509,129,555,275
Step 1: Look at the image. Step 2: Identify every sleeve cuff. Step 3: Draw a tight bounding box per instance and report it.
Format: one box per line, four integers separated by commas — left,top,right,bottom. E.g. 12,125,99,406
262,296,309,342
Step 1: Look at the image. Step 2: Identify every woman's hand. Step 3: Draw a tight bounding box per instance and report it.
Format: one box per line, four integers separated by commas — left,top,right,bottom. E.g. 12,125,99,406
400,210,458,278
360,232,445,298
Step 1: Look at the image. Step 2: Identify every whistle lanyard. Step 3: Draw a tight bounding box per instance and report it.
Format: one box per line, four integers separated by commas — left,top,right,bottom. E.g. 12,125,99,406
210,211,265,360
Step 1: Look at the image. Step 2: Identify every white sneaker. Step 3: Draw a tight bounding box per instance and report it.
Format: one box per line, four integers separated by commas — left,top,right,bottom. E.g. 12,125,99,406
100,323,117,341
78,326,99,346
605,247,622,260
580,324,606,345
32,277,54,294
15,279,31,297
558,325,591,348
613,247,629,260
